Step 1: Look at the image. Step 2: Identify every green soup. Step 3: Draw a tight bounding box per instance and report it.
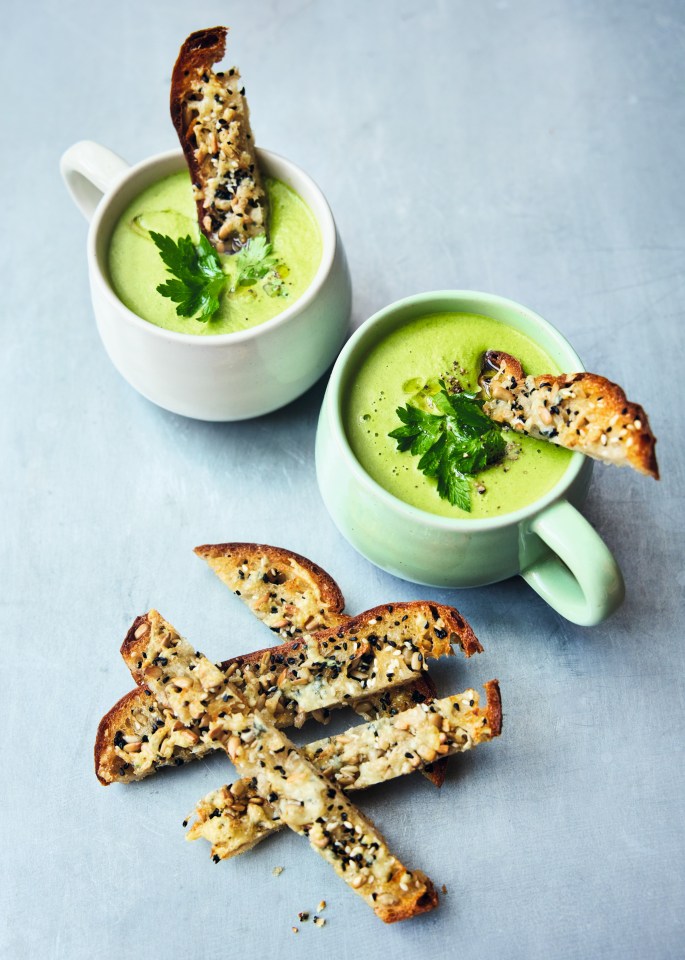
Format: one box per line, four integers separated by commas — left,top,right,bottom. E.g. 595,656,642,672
108,172,322,335
345,312,573,519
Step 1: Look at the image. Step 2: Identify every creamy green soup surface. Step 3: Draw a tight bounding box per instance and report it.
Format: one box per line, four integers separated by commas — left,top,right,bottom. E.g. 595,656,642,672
345,312,573,519
108,172,322,335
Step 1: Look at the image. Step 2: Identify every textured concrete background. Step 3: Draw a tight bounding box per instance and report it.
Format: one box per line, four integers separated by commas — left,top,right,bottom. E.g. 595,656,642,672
2,1,684,958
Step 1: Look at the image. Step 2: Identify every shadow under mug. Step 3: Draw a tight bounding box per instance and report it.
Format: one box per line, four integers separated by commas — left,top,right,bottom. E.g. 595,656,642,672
60,140,351,421
315,290,625,626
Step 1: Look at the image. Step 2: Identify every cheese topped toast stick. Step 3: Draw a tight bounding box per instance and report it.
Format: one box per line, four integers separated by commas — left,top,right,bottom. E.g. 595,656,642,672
480,350,658,478
187,681,502,861
194,542,349,638
194,542,450,788
96,598,477,784
171,26,268,252
122,612,439,923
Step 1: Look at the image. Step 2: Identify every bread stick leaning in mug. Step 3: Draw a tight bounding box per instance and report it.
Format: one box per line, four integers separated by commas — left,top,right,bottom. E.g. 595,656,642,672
170,26,268,252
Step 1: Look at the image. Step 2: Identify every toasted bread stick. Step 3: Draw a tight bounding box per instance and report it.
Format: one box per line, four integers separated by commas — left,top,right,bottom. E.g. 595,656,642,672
187,681,502,861
480,350,658,478
97,600,478,784
171,27,268,252
122,611,439,922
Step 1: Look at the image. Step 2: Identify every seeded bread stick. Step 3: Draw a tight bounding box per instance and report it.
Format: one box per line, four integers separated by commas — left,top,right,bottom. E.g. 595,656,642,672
480,350,658,478
95,543,444,785
96,542,349,785
195,542,455,787
171,27,268,253
194,542,348,639
187,681,502,861
96,600,477,784
249,601,473,715
96,673,439,784
121,612,438,922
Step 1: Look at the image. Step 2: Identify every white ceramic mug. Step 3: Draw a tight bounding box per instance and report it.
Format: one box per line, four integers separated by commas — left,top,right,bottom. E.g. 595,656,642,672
61,141,352,420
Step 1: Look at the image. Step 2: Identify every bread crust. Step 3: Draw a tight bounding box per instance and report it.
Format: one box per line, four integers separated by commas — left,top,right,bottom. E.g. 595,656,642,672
170,27,268,252
481,350,659,478
121,611,439,922
96,600,476,785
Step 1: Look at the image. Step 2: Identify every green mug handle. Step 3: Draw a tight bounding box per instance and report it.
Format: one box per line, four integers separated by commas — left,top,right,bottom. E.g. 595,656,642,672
520,499,625,626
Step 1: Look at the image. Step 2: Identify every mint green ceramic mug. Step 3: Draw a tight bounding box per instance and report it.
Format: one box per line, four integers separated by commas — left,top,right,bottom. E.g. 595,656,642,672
315,290,625,626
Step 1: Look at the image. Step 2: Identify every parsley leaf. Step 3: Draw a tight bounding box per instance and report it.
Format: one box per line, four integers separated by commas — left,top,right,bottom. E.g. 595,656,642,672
150,231,227,322
389,381,505,511
233,235,279,288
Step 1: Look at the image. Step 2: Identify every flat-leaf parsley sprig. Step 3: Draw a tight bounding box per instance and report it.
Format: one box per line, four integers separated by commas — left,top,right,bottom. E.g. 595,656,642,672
150,231,226,323
232,235,279,289
389,382,506,511
150,232,282,322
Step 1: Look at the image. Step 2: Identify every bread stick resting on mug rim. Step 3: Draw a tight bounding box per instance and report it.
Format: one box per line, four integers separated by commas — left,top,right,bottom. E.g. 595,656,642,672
480,350,658,479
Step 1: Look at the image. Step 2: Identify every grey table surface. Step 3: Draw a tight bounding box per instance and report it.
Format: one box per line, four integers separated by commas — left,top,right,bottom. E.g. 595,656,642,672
2,1,684,958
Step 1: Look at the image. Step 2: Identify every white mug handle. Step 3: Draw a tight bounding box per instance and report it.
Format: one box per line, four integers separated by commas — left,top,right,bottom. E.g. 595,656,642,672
60,140,130,222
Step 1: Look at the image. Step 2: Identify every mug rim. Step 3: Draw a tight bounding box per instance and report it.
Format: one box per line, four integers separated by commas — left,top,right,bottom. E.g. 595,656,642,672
87,147,337,346
323,289,589,532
